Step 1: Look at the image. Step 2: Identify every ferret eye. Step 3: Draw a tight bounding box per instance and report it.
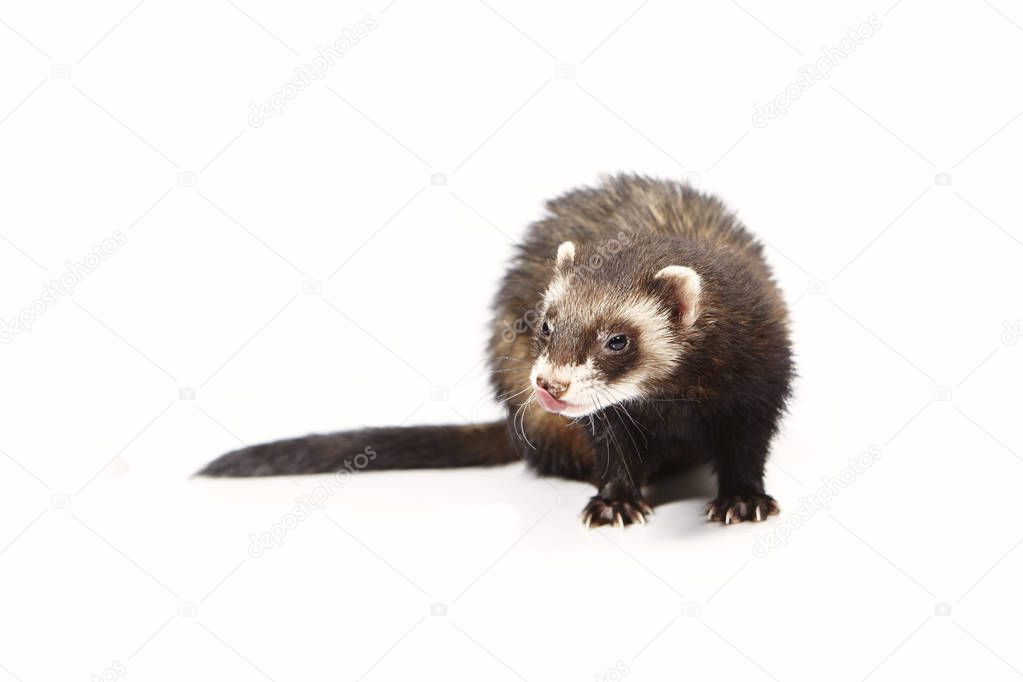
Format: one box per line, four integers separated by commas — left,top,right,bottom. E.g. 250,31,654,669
540,320,552,337
605,334,629,352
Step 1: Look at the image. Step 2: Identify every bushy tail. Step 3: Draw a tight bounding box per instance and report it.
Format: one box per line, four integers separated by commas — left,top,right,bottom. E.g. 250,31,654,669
197,420,519,477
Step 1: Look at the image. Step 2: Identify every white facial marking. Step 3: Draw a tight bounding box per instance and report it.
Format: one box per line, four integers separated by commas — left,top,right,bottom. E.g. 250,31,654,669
542,276,567,306
612,295,681,381
530,355,599,418
530,292,683,418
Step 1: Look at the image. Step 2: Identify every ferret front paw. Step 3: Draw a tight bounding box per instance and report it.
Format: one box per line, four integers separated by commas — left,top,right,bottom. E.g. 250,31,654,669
704,494,778,525
581,494,653,528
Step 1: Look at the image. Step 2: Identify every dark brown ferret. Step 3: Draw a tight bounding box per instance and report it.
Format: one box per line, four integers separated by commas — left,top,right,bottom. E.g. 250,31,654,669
200,174,794,528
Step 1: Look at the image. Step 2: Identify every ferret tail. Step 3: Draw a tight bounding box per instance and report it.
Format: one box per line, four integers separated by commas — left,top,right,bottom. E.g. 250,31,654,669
196,420,519,477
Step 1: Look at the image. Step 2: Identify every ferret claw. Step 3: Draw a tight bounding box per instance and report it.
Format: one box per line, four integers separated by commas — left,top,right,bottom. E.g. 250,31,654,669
580,494,652,529
705,494,779,525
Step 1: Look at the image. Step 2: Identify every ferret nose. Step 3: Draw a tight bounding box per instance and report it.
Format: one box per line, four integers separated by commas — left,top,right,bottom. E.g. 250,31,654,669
536,376,568,399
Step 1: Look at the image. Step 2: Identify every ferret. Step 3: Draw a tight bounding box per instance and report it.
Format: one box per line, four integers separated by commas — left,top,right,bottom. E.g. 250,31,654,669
200,174,794,528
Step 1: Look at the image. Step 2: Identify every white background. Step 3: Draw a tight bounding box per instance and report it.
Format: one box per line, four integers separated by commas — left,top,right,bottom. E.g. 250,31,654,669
2,1,1022,680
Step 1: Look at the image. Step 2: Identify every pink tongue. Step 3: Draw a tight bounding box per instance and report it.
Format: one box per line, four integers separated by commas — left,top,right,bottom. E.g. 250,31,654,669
535,386,568,413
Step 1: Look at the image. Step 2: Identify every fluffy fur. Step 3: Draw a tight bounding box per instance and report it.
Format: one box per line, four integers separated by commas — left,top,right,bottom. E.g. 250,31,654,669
199,174,794,528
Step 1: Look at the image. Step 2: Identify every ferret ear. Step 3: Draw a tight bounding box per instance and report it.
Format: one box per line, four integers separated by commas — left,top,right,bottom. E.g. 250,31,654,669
654,265,702,327
555,241,575,270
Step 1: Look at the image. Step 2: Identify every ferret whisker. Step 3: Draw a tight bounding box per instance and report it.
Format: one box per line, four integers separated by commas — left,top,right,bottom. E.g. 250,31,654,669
498,384,534,404
512,395,537,450
605,394,645,463
602,387,650,441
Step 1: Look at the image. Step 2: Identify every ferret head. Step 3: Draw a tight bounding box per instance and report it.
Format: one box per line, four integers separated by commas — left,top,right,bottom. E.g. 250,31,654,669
529,240,702,418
